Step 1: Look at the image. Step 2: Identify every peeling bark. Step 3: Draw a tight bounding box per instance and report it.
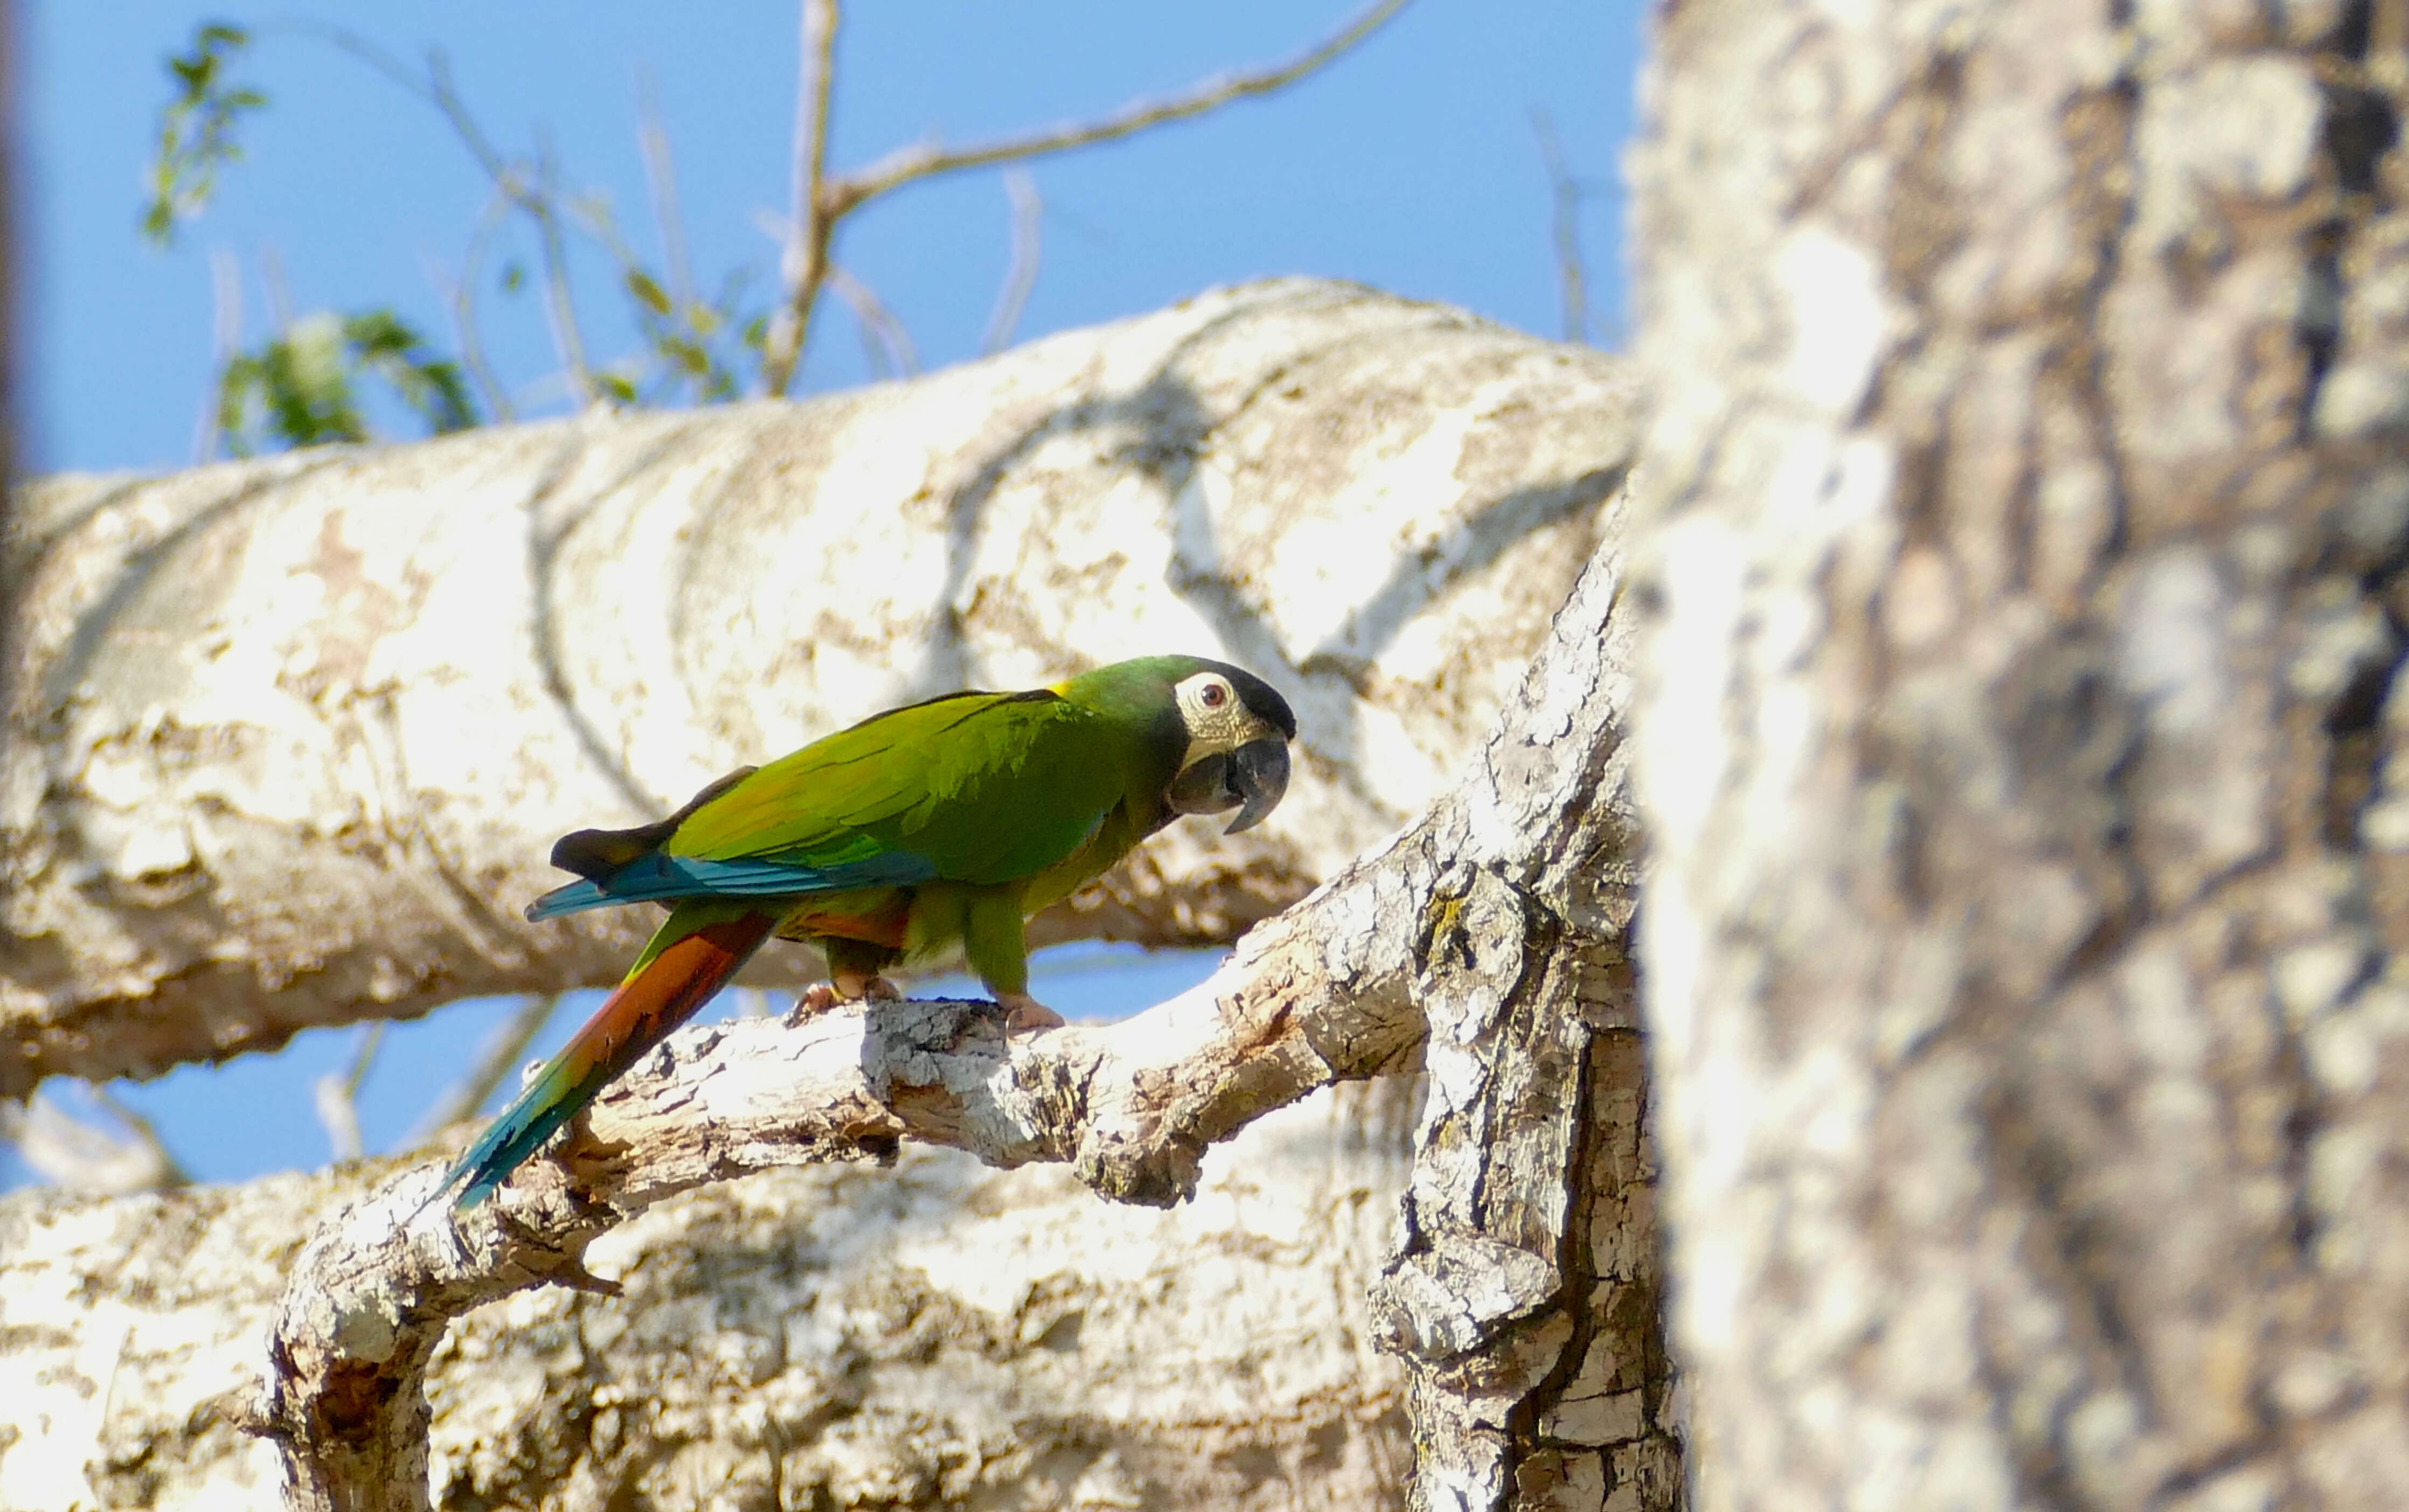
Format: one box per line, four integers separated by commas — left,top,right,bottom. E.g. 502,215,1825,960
1630,2,2409,1507
2,276,1638,1097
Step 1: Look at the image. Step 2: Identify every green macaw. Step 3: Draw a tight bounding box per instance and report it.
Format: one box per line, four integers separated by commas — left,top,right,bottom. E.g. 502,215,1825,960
439,654,1297,1208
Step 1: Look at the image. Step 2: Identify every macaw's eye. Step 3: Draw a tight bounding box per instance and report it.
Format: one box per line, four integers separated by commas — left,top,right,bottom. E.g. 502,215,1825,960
1202,681,1229,708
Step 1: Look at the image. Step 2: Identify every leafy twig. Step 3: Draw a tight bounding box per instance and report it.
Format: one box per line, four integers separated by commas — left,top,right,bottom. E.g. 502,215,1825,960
143,23,266,245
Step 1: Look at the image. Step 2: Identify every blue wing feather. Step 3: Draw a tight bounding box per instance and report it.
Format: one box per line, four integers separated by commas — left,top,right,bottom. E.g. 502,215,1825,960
523,850,939,922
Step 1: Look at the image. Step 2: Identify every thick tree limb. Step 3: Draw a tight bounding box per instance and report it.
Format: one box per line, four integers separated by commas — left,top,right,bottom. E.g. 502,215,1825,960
2,280,1634,1096
1,1079,1419,1511
252,849,1429,1510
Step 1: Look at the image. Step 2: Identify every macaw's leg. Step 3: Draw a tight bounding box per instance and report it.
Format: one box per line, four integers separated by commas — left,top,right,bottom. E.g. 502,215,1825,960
791,935,903,1019
962,887,1065,1033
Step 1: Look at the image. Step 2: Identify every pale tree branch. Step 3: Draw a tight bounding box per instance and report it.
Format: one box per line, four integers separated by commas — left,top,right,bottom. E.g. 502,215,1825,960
8,283,1632,1096
837,0,1414,205
250,527,1672,1510
757,0,1412,396
982,168,1043,357
758,0,841,397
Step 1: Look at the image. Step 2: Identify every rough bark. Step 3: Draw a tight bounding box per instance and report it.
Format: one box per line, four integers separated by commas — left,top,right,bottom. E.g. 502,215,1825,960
1630,1,2409,1507
2,276,1636,1097
0,1079,1418,1511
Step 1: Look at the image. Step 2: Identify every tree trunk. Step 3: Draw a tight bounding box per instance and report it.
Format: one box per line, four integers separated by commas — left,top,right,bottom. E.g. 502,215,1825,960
1629,1,2409,1505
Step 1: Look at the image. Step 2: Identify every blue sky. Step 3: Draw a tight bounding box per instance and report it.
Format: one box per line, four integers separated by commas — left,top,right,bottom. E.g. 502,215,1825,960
8,0,1641,1187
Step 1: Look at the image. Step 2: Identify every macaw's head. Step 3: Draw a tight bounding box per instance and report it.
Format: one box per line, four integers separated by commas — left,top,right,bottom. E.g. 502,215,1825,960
1078,655,1298,834
1162,658,1297,833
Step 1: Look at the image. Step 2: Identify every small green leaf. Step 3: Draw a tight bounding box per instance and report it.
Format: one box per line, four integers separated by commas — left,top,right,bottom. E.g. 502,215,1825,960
624,269,671,316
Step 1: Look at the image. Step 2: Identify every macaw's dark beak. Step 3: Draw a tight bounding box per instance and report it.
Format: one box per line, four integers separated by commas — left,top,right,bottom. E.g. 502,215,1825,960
1221,736,1290,834
1167,737,1293,834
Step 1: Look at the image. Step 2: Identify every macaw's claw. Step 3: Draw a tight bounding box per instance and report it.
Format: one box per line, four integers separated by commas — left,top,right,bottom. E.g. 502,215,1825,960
787,983,842,1023
788,973,904,1024
995,992,1067,1033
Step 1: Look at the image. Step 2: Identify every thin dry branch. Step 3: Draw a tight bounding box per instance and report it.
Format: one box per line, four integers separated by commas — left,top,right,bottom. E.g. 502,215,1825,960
2,1086,188,1194
406,994,561,1149
757,0,1411,396
758,0,841,396
982,168,1043,356
825,263,918,378
1531,108,1591,346
839,0,1413,206
311,1022,386,1164
297,25,598,405
635,74,696,312
250,854,1433,1511
442,186,516,422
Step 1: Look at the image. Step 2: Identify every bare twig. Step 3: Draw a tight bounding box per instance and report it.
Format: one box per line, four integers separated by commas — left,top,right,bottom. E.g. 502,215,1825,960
2,1085,188,1194
196,246,244,462
259,243,294,333
443,186,516,422
406,994,560,1148
826,264,918,378
981,168,1043,357
312,1021,386,1163
759,0,841,397
838,0,1412,205
527,130,596,403
636,73,696,313
292,25,599,405
759,0,1411,397
1531,108,1591,346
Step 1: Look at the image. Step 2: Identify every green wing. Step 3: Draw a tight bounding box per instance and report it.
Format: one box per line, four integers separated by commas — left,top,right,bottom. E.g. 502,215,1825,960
665,690,1137,887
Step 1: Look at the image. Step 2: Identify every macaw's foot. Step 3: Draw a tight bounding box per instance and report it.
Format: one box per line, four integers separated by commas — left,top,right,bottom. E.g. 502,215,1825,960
995,992,1066,1033
787,973,904,1025
786,983,842,1023
839,972,902,1002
